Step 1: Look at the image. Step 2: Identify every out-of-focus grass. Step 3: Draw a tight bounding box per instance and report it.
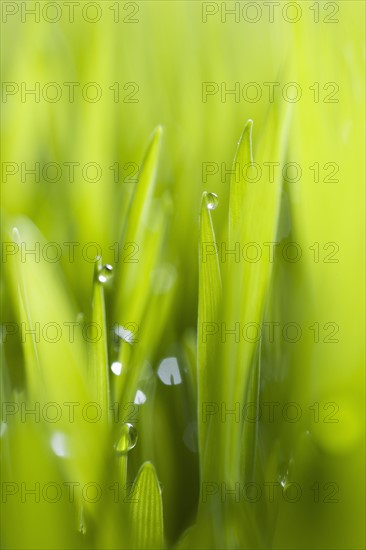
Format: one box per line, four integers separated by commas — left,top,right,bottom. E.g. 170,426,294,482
1,2,365,549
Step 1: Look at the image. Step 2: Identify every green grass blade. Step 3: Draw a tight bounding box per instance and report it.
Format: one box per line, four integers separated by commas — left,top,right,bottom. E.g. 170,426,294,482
219,111,292,482
197,192,222,474
130,461,165,549
6,217,106,490
112,127,172,407
90,257,110,423
114,125,163,321
228,119,253,243
9,219,88,402
112,194,176,405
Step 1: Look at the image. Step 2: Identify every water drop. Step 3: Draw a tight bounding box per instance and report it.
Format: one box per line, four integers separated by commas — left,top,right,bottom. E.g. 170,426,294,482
278,457,293,489
279,467,289,488
134,389,147,404
115,423,138,455
114,324,136,344
205,192,219,210
50,432,69,458
98,264,113,284
157,357,182,386
78,504,86,535
111,361,123,376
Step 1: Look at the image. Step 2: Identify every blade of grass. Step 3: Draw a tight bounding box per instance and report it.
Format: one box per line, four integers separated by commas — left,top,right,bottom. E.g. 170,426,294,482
228,119,254,244
113,193,176,405
114,125,163,319
90,257,110,423
129,461,165,549
221,110,292,484
197,192,222,476
7,217,106,492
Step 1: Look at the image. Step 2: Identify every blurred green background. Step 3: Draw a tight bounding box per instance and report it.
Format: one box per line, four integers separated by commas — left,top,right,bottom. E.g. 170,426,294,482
1,1,365,549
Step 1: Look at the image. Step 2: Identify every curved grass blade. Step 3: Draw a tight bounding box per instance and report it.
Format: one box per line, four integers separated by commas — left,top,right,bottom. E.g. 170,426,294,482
6,217,106,491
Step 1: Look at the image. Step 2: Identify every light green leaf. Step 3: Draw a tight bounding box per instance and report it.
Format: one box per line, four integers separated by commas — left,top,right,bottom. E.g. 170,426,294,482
197,191,222,473
228,118,254,243
6,217,106,490
90,257,110,422
130,461,165,550
115,125,163,320
220,111,291,482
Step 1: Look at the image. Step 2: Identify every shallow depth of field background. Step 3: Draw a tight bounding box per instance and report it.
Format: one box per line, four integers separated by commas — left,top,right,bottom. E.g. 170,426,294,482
1,2,365,549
